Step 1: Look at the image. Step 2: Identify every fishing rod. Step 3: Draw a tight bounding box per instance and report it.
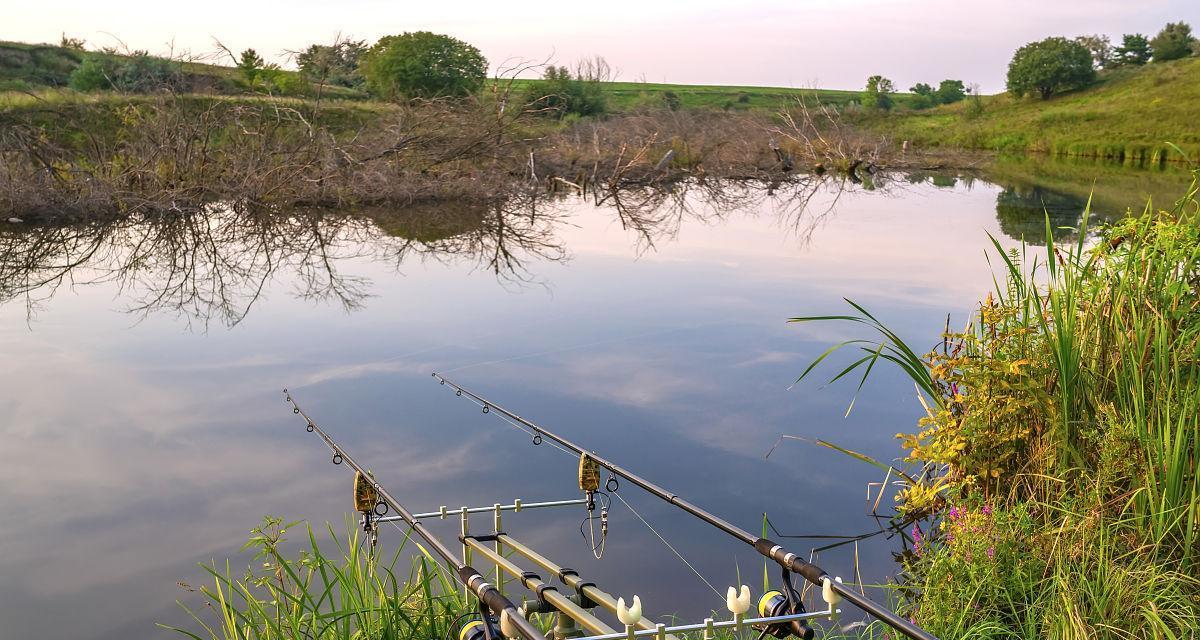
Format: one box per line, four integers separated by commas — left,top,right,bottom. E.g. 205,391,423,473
431,374,939,640
282,389,548,640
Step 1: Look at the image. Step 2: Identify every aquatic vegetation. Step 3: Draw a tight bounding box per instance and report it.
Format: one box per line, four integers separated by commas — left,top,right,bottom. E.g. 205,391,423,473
163,516,472,640
793,173,1200,638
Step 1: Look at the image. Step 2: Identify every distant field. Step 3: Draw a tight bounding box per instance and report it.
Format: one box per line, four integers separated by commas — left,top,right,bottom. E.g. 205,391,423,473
503,78,907,111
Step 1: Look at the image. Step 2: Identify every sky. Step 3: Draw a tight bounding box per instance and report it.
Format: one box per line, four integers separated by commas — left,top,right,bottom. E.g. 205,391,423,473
6,0,1199,93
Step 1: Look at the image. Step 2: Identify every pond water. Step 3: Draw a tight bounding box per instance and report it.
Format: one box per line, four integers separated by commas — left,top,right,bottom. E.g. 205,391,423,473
0,161,1190,640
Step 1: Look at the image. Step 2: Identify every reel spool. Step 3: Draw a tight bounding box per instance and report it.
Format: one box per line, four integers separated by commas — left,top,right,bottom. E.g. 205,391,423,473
454,617,499,640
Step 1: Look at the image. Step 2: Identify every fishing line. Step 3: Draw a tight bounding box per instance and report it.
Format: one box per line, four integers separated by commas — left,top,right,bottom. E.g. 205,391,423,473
580,490,611,559
611,490,723,601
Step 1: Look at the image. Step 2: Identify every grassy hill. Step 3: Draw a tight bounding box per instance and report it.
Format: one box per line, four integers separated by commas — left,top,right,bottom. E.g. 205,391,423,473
0,40,365,98
871,56,1200,162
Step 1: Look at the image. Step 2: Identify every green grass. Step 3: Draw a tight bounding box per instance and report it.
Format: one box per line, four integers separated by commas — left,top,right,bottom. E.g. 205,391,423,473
163,517,474,640
869,56,1200,161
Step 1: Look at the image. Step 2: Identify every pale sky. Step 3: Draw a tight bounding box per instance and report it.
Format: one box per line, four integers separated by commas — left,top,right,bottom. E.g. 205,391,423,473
7,0,1199,93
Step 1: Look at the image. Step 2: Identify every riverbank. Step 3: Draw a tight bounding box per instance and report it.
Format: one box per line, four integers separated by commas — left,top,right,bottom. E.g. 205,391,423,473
1,90,974,221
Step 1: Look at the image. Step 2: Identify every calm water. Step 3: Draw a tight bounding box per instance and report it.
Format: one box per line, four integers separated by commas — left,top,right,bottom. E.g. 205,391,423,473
0,165,1187,639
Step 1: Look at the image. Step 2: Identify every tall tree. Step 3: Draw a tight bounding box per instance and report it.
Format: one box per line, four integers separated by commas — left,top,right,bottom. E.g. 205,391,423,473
1006,37,1095,99
1075,34,1114,69
237,48,265,84
1114,34,1151,66
862,75,895,110
1150,22,1195,62
297,40,367,88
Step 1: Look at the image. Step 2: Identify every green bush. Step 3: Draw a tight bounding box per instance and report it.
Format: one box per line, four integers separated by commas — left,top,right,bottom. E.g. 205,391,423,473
67,52,181,92
67,55,111,90
260,68,310,96
359,31,486,99
661,90,681,111
522,65,606,117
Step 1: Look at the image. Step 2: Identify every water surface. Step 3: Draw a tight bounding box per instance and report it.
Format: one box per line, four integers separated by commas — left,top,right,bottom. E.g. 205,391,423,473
0,163,1187,639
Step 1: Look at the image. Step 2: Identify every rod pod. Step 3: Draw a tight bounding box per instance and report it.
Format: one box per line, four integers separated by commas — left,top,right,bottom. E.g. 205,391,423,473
432,374,939,640
284,390,548,640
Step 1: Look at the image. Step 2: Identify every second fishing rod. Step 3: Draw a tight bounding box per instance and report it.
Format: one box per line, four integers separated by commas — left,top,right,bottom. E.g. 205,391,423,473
432,373,939,640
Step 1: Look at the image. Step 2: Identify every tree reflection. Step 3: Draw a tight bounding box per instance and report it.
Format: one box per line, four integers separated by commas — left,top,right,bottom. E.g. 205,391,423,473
0,196,569,329
0,175,1102,329
994,185,1090,241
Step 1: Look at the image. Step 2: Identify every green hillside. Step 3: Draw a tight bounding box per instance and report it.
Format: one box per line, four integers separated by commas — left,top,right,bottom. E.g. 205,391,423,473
873,56,1200,162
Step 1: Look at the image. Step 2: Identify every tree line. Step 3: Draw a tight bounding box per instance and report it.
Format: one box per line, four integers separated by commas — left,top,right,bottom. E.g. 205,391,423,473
1009,21,1195,99
858,19,1196,110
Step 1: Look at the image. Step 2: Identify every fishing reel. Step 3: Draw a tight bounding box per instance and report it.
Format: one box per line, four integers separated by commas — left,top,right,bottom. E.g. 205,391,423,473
753,569,814,640
452,615,500,640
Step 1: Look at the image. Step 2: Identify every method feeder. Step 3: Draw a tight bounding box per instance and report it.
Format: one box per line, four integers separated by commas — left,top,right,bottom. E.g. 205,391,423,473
431,373,939,640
